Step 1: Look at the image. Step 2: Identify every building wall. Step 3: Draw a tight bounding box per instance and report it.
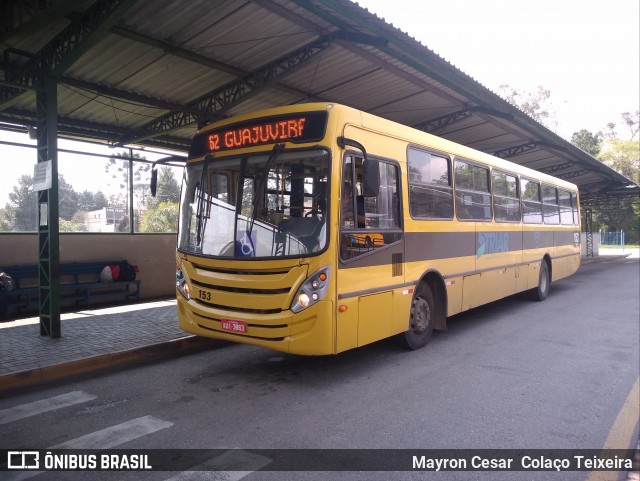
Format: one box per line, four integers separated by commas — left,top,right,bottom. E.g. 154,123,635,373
0,234,177,299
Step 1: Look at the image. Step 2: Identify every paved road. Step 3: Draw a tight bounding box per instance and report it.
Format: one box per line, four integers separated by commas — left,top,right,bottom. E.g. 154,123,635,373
1,258,638,481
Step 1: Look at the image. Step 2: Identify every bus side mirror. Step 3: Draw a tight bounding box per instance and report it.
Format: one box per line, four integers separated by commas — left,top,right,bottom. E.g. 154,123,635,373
362,158,380,197
150,168,158,197
337,136,379,196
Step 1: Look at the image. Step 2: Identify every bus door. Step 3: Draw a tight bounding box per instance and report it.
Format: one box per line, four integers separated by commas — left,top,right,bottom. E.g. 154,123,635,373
336,152,404,351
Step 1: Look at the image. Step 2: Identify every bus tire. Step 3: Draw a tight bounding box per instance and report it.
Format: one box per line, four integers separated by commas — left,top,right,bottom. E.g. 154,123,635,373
530,259,551,301
396,283,435,350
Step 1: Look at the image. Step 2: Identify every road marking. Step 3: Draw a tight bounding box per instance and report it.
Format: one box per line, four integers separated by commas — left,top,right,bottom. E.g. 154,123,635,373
166,449,272,481
0,391,96,425
52,415,173,449
586,376,640,481
4,415,174,481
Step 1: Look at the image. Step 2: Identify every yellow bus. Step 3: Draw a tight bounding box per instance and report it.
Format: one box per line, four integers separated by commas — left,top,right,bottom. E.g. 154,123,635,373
167,102,580,355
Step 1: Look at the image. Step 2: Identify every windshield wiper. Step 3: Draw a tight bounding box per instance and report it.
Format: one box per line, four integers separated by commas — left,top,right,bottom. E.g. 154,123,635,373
248,143,284,235
196,154,212,245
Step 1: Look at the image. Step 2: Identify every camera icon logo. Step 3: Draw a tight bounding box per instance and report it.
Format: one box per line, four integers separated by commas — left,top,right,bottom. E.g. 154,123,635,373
7,451,40,469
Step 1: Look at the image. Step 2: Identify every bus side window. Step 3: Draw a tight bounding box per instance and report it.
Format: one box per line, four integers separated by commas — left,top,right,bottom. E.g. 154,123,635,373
492,170,520,222
341,157,401,260
558,189,573,224
542,184,560,225
521,178,542,224
454,159,492,221
407,148,453,219
571,192,579,225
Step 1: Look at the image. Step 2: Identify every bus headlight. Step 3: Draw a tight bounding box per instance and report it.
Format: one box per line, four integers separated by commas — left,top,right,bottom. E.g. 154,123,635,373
176,266,190,300
291,266,330,313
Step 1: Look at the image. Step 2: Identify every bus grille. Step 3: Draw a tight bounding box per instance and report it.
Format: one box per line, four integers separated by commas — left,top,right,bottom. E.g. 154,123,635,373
188,263,307,314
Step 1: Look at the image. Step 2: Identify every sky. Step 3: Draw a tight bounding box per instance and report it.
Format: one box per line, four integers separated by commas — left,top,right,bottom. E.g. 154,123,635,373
358,0,640,140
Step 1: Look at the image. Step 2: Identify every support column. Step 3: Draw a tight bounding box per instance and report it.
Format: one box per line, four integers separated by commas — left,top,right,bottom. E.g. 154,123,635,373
584,207,594,258
36,76,61,337
128,147,134,233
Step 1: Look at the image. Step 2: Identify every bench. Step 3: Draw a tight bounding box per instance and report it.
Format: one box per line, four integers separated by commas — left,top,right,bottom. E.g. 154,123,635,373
0,260,141,317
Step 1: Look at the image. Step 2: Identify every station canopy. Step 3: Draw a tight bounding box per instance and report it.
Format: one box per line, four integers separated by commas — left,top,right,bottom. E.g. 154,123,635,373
1,0,637,205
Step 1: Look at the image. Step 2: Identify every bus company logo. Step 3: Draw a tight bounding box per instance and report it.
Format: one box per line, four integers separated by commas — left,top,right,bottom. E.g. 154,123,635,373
477,232,509,258
7,451,40,469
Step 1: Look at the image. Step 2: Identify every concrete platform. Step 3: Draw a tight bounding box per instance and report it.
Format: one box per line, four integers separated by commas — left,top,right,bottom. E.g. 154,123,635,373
0,299,223,394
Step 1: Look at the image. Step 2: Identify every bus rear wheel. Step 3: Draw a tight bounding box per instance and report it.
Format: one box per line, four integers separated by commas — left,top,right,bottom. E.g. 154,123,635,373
530,259,550,301
396,284,435,350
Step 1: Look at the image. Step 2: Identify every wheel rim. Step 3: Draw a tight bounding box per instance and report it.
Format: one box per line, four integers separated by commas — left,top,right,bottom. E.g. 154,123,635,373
411,297,431,333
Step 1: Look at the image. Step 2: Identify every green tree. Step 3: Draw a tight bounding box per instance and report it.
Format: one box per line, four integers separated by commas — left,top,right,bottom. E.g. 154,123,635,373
596,112,640,184
147,166,180,210
58,175,79,220
498,84,556,129
59,218,87,232
139,201,179,232
588,111,640,245
599,137,640,184
0,174,37,231
105,151,151,231
595,198,639,245
571,129,602,157
77,189,108,212
0,174,83,232
603,111,639,140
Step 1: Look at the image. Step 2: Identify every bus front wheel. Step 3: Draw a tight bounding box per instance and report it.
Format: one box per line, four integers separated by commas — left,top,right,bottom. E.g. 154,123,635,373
396,283,435,350
530,259,551,301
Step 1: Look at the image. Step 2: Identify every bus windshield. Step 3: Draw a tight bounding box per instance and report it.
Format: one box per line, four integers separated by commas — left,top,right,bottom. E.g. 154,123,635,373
178,149,330,259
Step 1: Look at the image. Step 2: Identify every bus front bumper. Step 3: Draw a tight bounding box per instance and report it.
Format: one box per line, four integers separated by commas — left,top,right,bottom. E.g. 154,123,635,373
177,295,335,355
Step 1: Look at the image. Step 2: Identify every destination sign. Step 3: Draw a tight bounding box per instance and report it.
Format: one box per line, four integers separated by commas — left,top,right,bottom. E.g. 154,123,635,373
189,111,328,158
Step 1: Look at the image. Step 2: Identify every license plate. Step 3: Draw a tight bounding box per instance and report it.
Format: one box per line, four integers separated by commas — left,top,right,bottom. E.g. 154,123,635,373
220,319,247,333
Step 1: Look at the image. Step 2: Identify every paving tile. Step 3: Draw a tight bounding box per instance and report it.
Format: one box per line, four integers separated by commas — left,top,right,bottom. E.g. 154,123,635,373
0,299,185,382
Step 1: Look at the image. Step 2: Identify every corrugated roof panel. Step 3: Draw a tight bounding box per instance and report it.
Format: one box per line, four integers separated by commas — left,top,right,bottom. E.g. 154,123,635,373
152,2,321,72
8,15,70,57
111,57,234,103
120,0,245,41
325,71,425,112
54,90,158,129
66,34,167,85
225,89,303,117
366,46,471,105
370,92,461,127
281,45,368,95
66,35,236,105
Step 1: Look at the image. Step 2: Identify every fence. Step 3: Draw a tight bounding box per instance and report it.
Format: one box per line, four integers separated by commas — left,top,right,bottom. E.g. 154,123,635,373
600,231,626,248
